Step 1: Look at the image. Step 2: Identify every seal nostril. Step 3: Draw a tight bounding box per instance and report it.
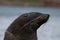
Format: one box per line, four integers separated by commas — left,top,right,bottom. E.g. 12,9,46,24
47,14,50,20
48,15,50,17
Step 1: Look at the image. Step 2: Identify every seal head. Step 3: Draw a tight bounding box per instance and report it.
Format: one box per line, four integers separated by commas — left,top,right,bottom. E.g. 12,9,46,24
4,12,49,40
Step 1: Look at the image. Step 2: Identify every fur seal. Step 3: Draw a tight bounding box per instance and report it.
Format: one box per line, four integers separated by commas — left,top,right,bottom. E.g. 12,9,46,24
4,12,49,40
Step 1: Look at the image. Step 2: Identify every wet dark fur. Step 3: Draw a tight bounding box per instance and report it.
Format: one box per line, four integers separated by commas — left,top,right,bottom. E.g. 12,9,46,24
4,12,49,40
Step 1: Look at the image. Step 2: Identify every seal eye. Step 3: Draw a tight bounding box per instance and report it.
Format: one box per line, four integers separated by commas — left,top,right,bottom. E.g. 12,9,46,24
20,13,28,17
24,14,28,17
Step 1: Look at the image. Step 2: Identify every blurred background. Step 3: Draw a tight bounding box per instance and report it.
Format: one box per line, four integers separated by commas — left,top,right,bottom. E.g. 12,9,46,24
0,0,60,6
0,0,60,40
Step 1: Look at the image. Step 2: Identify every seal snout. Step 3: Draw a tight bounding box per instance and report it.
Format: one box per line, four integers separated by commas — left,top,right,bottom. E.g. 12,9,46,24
42,14,49,18
43,14,50,22
41,14,49,23
34,14,50,27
